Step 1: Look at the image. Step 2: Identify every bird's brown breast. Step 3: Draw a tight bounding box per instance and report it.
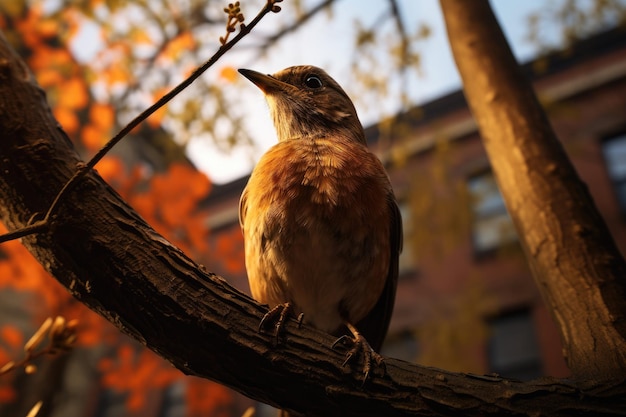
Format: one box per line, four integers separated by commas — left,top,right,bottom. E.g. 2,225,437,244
240,135,393,332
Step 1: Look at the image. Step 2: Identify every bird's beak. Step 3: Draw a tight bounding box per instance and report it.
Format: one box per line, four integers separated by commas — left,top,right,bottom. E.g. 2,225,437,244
238,68,287,94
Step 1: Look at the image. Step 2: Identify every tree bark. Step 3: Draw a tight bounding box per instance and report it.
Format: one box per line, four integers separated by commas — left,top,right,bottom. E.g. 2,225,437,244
441,0,626,380
0,15,625,417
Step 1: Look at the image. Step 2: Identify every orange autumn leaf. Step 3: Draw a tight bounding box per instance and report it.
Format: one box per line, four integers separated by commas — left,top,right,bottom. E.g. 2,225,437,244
53,106,80,134
0,326,23,350
57,78,89,110
160,201,193,227
219,66,238,83
37,17,60,39
95,157,125,183
130,28,154,45
150,164,211,228
106,163,213,255
99,345,181,411
128,193,159,228
15,5,59,42
161,32,195,60
186,377,234,417
213,226,245,275
189,173,212,199
28,46,73,73
81,124,108,151
0,226,71,312
36,68,64,88
170,164,211,198
89,102,115,130
126,391,145,411
152,164,211,201
15,6,45,48
103,65,130,85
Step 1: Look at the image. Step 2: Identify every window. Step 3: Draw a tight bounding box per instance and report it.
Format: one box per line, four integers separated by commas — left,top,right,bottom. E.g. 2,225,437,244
488,309,543,381
602,133,626,213
467,170,517,253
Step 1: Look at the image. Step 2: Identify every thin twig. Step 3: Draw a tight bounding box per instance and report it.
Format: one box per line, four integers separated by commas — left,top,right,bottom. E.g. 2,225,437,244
0,222,47,244
0,0,282,245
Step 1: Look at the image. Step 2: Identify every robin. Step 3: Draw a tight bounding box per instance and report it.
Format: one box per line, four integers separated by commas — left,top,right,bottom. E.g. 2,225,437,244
238,66,402,383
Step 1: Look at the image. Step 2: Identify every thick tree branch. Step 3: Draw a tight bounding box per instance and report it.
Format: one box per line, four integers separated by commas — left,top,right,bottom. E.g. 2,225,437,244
0,13,625,417
441,0,626,379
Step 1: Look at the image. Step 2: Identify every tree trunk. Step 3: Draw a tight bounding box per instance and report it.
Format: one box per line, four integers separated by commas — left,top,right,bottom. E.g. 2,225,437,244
0,15,625,417
440,0,626,379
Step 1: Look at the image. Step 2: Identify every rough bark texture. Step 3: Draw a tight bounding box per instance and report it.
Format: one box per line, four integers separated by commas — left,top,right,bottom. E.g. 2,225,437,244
0,12,625,417
441,0,626,380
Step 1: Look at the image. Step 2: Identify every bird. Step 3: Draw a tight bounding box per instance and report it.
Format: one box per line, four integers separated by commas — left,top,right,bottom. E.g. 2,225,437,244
238,65,402,383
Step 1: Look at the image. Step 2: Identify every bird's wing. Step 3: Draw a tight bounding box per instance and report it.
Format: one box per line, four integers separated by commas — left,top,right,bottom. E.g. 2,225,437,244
355,194,403,352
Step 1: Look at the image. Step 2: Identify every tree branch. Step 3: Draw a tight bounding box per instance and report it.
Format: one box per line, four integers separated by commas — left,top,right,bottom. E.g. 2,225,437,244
440,0,626,379
0,5,625,416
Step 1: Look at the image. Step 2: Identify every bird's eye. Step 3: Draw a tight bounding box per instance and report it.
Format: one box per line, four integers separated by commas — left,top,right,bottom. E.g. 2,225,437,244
304,75,323,89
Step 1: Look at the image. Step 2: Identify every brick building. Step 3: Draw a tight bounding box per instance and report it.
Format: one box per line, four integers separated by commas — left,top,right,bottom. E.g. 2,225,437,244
202,27,626,383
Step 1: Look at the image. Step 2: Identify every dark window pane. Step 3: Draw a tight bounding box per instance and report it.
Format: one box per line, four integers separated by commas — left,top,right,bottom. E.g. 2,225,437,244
602,134,626,211
488,310,543,381
603,134,626,179
615,181,626,209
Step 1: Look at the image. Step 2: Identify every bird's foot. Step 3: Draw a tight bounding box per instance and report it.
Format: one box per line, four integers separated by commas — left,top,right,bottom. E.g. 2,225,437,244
259,302,303,345
331,322,385,382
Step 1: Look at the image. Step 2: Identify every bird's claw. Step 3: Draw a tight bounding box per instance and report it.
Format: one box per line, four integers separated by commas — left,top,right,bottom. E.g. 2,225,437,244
259,303,302,344
332,323,385,383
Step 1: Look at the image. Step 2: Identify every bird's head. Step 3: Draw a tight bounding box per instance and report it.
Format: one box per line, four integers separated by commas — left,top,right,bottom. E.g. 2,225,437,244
238,65,365,144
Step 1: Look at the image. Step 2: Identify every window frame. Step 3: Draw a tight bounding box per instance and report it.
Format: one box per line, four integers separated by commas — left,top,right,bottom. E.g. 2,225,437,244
466,169,518,256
